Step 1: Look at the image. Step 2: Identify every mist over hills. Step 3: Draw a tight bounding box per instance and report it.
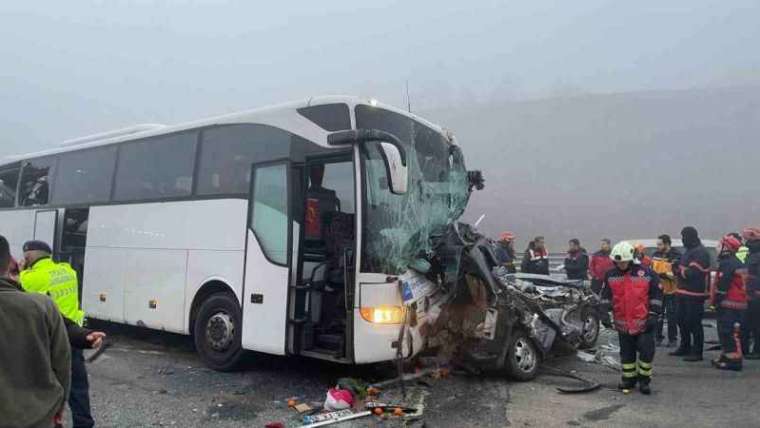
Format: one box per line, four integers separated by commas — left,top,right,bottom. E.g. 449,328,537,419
423,85,760,250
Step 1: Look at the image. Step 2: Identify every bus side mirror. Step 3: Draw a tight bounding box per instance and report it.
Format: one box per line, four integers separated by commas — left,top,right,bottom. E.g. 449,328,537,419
378,142,408,195
327,128,409,194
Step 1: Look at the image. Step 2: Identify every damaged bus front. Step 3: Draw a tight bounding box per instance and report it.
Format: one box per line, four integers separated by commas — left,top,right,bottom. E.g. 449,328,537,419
329,105,483,364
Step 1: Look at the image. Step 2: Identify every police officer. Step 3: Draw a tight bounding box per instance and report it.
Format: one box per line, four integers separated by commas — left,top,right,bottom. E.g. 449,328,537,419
19,240,93,428
601,241,662,395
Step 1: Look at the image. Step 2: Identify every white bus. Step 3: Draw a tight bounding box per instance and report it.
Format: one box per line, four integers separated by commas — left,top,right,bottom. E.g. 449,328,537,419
0,96,476,370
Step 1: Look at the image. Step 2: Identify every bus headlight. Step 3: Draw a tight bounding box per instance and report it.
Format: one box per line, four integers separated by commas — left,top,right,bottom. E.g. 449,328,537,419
360,305,404,324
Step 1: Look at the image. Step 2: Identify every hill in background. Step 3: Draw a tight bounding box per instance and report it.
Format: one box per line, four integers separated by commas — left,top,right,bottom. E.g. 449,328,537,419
423,85,760,250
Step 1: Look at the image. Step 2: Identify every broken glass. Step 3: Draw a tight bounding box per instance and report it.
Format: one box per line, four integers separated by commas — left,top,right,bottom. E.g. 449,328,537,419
356,106,471,274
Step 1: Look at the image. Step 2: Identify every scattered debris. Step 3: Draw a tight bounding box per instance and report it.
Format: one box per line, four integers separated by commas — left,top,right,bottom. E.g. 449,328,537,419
323,388,354,411
302,410,373,427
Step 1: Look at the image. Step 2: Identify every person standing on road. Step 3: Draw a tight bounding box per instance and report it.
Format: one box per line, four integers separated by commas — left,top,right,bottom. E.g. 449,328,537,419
651,234,681,347
19,240,94,428
521,236,550,275
0,235,71,428
634,243,652,269
711,235,747,371
670,226,711,362
589,239,615,294
600,241,662,395
494,231,518,273
741,227,760,359
564,239,589,280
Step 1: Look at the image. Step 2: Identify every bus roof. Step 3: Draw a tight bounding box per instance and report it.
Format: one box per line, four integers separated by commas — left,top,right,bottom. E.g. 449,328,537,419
1,95,450,165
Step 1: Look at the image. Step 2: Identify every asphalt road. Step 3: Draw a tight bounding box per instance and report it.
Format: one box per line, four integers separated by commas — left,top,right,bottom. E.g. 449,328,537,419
77,319,760,427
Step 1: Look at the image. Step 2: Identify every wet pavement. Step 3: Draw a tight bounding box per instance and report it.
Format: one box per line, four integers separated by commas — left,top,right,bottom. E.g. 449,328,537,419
79,319,760,427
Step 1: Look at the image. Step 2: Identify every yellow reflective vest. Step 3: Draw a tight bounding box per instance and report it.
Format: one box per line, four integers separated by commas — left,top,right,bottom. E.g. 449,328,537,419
20,257,85,326
737,246,749,263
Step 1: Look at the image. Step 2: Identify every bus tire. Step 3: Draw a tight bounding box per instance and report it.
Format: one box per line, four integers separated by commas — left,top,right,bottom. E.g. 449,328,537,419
193,292,244,371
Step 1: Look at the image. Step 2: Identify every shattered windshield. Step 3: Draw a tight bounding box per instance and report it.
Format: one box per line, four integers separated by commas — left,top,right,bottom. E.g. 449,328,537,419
356,106,470,274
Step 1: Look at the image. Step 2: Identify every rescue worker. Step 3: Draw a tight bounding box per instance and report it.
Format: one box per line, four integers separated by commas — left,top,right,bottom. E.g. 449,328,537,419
564,238,589,280
711,234,747,371
494,231,517,273
521,236,549,275
651,234,681,347
589,239,614,294
634,243,652,269
730,232,749,263
0,235,71,428
741,227,760,359
670,226,711,362
600,241,662,395
19,240,93,428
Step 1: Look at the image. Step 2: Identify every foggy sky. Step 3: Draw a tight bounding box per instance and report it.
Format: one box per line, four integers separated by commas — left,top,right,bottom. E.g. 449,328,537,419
2,0,760,155
1,1,759,249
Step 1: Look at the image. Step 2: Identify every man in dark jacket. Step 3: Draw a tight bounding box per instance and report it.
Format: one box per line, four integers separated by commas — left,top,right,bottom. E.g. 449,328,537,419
0,235,71,428
564,239,589,280
670,226,711,361
521,236,550,275
741,227,760,359
493,231,517,273
600,241,662,395
711,235,747,371
589,239,614,294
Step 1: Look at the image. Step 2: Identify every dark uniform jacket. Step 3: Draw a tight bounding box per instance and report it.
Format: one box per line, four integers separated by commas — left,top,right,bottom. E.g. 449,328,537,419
745,240,760,301
677,243,711,300
564,249,589,280
0,277,71,428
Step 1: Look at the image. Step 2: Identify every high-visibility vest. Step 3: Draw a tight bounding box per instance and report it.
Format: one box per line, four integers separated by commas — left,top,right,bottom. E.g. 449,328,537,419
20,257,85,326
737,246,749,263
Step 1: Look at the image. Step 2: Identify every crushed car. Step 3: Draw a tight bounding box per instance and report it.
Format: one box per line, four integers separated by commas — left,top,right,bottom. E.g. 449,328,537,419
396,222,602,381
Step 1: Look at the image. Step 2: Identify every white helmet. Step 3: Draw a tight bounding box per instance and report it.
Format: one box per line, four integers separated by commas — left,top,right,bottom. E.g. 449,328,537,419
610,241,635,262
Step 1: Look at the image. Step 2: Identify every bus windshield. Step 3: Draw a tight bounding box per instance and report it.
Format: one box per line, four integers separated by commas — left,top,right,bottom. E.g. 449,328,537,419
356,106,471,274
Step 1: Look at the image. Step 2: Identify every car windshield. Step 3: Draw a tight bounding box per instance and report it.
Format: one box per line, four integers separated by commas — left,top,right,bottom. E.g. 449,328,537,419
356,106,470,274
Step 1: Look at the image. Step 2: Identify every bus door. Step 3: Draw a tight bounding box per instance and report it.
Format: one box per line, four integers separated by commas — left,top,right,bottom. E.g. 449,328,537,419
241,160,294,355
291,157,356,360
33,209,58,249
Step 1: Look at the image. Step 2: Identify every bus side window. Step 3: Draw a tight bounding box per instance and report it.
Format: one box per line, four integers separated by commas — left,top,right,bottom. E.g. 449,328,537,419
0,167,20,208
20,157,57,207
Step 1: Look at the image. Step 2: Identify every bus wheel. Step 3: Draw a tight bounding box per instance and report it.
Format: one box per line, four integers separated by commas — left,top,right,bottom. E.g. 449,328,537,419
194,292,244,371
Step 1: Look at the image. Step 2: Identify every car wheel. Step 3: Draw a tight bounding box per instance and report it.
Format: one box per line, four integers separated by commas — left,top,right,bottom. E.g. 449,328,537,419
194,292,244,371
579,311,600,349
505,330,540,381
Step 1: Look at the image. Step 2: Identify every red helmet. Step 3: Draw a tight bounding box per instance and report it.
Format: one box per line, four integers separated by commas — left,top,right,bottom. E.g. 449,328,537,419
742,227,760,242
720,234,742,253
499,231,516,242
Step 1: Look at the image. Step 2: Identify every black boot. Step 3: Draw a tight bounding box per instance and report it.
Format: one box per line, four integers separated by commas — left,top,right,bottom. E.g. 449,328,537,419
669,346,689,356
715,358,743,371
618,377,637,391
638,378,651,395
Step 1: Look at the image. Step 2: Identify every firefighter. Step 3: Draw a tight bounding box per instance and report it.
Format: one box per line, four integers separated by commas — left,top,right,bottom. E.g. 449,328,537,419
19,240,93,428
711,234,747,371
651,234,681,347
742,227,760,359
634,243,652,269
601,241,662,395
494,231,517,273
670,226,711,362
